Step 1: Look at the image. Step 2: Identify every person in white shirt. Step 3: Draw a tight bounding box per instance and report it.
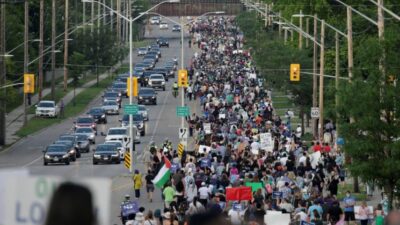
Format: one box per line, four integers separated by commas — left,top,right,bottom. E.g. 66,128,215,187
198,182,210,206
228,204,245,225
296,125,302,138
298,152,307,166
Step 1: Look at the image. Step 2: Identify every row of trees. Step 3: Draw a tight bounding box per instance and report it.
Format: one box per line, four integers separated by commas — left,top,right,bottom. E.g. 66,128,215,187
3,0,149,107
238,0,400,209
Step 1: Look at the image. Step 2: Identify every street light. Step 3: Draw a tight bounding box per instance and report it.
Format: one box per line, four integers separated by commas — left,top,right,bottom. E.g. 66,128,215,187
82,0,179,173
27,50,61,66
6,39,42,55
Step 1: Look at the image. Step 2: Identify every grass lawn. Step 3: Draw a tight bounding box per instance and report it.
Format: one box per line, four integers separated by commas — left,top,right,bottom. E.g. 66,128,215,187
16,77,113,137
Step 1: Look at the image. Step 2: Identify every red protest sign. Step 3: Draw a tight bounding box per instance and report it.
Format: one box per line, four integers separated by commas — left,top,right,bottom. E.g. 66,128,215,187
226,186,253,201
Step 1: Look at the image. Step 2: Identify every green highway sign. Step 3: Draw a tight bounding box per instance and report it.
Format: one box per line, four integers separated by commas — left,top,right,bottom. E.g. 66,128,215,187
176,106,190,117
124,104,138,115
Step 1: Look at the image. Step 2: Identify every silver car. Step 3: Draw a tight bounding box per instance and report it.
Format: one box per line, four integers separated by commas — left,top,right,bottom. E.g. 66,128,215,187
137,47,148,56
102,101,119,115
138,105,149,121
75,127,96,144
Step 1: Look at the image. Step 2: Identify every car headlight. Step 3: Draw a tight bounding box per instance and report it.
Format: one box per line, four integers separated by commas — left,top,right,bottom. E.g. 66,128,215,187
112,153,119,157
45,154,51,159
101,114,106,118
94,154,101,158
63,154,69,158
69,149,76,154
161,81,165,85
152,96,156,99
139,96,143,99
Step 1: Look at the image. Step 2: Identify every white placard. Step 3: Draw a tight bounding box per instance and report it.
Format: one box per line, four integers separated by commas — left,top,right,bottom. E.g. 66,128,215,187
311,107,320,118
354,206,374,220
264,213,291,225
179,128,188,139
310,151,321,169
203,123,211,134
3,175,111,225
260,133,273,152
198,145,211,154
219,114,226,119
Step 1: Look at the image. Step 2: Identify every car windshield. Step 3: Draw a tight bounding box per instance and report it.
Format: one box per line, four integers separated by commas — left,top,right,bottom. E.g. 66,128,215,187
123,114,143,122
75,135,88,141
96,145,116,152
47,145,67,152
139,89,155,95
139,47,146,51
104,101,117,106
151,75,164,79
38,102,54,107
113,83,125,89
76,128,93,133
55,141,72,147
59,136,75,142
108,129,126,135
77,117,93,123
139,106,146,111
104,92,118,98
89,108,103,114
105,142,122,147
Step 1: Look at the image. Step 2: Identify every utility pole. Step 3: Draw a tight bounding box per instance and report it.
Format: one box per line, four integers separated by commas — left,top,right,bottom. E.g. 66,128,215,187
64,0,69,92
51,0,56,100
377,0,385,79
305,18,309,48
117,0,121,42
97,0,100,28
0,3,6,146
39,0,44,100
278,11,282,37
299,10,303,49
319,20,325,140
91,0,94,33
312,14,318,138
264,3,268,28
347,8,353,80
111,0,114,31
83,1,86,25
103,0,106,26
23,0,29,125
284,28,288,44
335,32,339,140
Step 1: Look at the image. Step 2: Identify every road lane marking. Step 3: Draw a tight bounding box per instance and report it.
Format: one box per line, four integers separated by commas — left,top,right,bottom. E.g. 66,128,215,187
23,155,43,168
149,90,170,142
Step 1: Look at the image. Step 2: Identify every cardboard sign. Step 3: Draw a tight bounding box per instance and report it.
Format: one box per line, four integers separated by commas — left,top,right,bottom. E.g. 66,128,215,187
310,151,321,169
245,182,263,192
264,213,291,225
203,123,211,134
272,191,283,199
200,158,211,168
171,163,180,173
232,203,243,211
260,133,273,152
2,175,111,225
120,201,139,217
354,206,374,220
226,187,252,201
198,145,211,154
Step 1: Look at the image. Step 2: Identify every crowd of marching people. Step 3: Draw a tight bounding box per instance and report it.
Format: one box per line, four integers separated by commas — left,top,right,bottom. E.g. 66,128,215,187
126,16,390,225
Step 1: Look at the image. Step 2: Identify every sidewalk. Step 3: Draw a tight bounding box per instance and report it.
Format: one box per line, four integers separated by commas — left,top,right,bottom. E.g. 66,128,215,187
4,60,127,146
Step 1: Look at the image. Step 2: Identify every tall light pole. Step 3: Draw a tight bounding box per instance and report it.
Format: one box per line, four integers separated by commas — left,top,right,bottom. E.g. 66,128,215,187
318,20,325,139
82,0,180,173
39,0,44,100
23,0,29,125
51,0,56,100
64,0,70,92
0,3,6,146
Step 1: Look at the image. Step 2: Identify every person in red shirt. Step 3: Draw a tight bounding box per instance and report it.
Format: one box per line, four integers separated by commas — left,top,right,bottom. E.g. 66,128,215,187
313,142,322,152
324,143,331,153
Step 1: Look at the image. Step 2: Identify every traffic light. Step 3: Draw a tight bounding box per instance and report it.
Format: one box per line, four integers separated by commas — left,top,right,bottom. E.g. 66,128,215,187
290,64,300,82
178,69,188,87
127,77,138,97
23,74,35,94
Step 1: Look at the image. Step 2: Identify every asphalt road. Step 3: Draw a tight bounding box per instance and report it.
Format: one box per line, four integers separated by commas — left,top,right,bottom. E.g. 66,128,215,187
0,17,197,225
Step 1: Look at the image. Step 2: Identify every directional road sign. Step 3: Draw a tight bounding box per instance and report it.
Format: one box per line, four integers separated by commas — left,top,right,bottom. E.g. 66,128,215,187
124,104,138,115
176,106,190,117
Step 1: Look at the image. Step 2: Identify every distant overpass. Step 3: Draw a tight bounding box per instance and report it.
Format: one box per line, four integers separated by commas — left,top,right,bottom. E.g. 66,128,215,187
150,0,243,16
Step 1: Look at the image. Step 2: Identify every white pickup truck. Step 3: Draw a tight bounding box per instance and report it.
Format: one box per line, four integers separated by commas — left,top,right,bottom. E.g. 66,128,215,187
148,74,166,91
105,127,140,149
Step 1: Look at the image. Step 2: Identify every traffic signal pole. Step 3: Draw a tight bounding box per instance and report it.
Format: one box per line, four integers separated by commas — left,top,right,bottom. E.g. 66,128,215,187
23,0,29,126
180,16,185,135
318,20,325,139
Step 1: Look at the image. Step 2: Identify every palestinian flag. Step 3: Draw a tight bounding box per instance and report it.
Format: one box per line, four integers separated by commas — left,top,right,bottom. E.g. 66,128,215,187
152,156,171,188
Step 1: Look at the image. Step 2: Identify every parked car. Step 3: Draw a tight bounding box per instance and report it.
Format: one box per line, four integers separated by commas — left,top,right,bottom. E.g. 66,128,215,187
138,105,149,121
137,47,148,56
43,144,70,166
120,114,146,136
87,107,107,124
102,101,119,115
148,74,166,91
74,116,97,131
73,134,91,153
150,16,161,25
75,127,96,144
172,24,181,32
103,91,121,107
54,140,77,161
104,141,125,161
35,100,58,118
158,38,169,47
159,22,168,29
93,144,121,165
138,88,157,105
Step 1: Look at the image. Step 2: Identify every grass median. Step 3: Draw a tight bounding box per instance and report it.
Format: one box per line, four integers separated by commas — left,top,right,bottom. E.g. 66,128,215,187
16,77,113,137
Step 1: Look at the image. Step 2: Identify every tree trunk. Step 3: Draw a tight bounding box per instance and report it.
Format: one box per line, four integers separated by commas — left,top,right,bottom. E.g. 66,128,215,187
384,184,395,211
306,113,310,128
300,106,305,136
353,176,360,193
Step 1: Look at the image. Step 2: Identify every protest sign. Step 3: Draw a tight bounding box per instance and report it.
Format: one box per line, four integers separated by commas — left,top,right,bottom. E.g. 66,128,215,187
272,191,283,199
198,145,211,154
260,133,273,152
264,213,291,225
226,187,252,201
245,182,263,192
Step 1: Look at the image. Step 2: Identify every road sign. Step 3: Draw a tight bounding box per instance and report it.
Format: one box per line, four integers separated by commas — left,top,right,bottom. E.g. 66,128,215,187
176,106,190,117
311,107,320,118
124,104,138,115
124,152,131,169
179,128,188,139
177,143,184,158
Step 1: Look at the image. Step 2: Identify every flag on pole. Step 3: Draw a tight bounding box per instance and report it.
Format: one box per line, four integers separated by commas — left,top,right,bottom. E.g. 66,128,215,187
152,156,171,188
226,187,253,201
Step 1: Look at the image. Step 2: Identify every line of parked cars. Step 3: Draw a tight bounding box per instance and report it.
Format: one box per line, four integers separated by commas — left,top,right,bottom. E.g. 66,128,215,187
42,38,176,166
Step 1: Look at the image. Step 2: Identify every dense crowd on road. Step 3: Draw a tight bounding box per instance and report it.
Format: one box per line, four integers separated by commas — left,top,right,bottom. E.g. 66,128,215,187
124,16,390,225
